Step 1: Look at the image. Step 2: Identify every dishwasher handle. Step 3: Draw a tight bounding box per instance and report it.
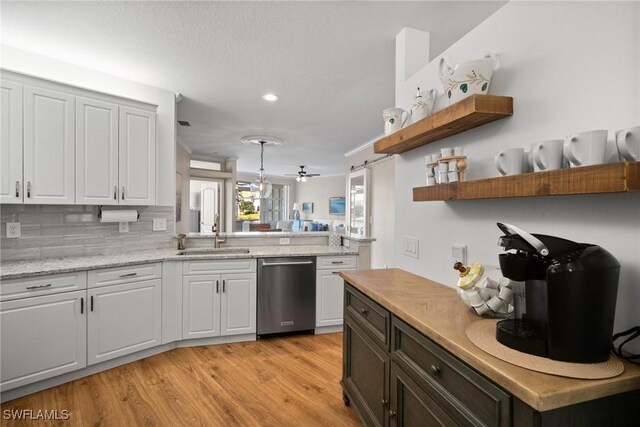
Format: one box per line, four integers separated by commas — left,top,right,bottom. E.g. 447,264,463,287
261,260,315,267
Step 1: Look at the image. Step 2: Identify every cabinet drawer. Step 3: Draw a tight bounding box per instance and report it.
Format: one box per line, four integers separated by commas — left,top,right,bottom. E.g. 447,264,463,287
345,283,390,350
317,255,357,270
183,258,256,275
88,263,161,288
0,272,87,301
392,316,510,427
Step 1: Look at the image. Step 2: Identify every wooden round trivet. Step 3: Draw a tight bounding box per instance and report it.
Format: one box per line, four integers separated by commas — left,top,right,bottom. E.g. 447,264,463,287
465,319,624,379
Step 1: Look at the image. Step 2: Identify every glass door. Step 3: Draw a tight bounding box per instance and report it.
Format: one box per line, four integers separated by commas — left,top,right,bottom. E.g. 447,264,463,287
346,169,369,236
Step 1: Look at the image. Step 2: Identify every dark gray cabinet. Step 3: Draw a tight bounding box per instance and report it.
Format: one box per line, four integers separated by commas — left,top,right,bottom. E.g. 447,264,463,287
342,282,509,427
390,362,457,426
343,313,390,427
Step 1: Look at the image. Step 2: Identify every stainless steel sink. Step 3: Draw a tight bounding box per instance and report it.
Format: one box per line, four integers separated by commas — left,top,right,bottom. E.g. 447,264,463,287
176,248,250,256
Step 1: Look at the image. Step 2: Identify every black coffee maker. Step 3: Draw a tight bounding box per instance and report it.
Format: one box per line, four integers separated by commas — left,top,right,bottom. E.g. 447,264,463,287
496,223,620,363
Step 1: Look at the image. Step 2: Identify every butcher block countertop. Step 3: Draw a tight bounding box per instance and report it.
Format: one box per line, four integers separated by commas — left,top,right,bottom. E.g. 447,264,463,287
339,268,640,412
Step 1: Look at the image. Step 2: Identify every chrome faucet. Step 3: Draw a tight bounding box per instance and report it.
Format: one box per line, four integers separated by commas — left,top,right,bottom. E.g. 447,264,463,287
212,213,227,248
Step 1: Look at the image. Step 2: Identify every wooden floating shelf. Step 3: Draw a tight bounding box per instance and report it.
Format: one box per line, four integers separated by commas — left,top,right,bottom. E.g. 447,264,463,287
373,94,513,155
413,162,640,202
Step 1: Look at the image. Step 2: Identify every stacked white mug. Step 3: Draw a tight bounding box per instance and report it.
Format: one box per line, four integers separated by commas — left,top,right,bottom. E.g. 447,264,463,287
532,139,565,171
616,126,640,161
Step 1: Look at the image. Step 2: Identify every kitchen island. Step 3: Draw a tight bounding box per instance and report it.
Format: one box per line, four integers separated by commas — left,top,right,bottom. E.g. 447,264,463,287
340,268,640,426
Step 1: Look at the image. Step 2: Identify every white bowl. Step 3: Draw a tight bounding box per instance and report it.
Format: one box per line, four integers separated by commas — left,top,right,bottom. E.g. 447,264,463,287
440,53,499,104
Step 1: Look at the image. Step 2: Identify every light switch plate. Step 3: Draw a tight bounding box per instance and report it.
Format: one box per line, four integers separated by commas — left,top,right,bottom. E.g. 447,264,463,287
6,222,20,238
403,237,419,258
279,237,291,245
153,218,167,231
119,222,129,233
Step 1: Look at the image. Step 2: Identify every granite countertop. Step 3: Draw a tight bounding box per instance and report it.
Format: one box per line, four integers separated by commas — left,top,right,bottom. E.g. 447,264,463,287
181,231,375,242
184,231,331,238
340,268,640,412
0,245,358,280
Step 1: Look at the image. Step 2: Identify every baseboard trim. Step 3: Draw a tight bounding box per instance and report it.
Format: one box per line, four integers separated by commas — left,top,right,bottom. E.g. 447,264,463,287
315,325,343,334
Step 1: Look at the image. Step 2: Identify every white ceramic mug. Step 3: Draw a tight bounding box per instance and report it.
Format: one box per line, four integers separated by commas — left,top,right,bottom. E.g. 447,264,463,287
563,130,608,167
616,126,640,161
383,108,408,135
441,147,454,157
532,139,565,171
494,148,525,176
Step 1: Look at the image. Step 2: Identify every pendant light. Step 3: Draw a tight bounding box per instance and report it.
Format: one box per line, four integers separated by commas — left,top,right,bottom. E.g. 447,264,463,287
250,140,273,199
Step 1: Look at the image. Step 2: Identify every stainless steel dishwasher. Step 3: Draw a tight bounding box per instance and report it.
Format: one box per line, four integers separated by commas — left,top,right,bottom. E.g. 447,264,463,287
257,257,316,337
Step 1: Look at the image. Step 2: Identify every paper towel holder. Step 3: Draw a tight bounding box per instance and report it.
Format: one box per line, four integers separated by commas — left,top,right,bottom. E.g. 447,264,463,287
97,206,140,220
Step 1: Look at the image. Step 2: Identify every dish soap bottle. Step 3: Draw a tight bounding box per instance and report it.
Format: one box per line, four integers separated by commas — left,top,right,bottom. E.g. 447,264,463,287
411,87,429,122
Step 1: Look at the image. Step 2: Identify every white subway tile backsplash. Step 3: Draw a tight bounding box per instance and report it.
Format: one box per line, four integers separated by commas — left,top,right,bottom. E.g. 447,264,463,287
0,205,174,262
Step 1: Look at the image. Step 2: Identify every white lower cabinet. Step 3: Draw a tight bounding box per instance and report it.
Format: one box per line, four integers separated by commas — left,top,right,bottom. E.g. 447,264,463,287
316,255,357,328
182,275,221,339
316,270,348,327
87,279,161,365
182,269,256,339
220,274,257,336
0,290,87,391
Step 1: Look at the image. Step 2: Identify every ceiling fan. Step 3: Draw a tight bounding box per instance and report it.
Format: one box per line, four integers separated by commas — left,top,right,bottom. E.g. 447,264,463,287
285,165,320,182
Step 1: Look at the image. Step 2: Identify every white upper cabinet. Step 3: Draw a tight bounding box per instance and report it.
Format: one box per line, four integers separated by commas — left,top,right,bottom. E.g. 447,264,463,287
76,97,119,205
119,106,156,205
0,71,158,206
0,80,23,204
23,85,75,204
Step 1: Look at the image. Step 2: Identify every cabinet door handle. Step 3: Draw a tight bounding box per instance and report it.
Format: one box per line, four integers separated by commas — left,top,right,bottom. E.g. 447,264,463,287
122,186,125,200
430,364,441,377
216,280,219,294
114,186,117,200
27,182,31,198
360,308,368,316
15,181,20,198
222,280,226,293
119,272,138,278
90,296,94,312
26,284,52,290
80,297,84,314
331,261,344,264
389,410,397,418
381,399,388,407
331,271,341,275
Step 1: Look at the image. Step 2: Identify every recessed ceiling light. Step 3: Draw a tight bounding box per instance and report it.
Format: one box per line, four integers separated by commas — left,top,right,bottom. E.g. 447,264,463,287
262,93,279,102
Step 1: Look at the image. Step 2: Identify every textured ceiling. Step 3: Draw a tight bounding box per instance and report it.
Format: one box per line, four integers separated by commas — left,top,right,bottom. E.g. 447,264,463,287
1,1,505,177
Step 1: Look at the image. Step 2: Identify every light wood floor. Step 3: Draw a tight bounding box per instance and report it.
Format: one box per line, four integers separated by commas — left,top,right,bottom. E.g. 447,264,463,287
1,333,360,427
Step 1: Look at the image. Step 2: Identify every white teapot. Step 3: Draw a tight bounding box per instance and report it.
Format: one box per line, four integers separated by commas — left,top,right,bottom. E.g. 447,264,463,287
439,53,499,104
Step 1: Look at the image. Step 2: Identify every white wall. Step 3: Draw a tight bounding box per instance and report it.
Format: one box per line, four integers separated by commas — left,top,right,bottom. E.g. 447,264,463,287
295,175,346,222
0,45,176,206
394,2,640,349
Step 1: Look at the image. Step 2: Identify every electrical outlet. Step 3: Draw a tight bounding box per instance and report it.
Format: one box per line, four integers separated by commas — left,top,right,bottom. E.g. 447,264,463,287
153,218,166,231
279,237,291,245
452,245,467,264
119,222,129,233
403,237,419,258
343,239,350,248
6,222,20,238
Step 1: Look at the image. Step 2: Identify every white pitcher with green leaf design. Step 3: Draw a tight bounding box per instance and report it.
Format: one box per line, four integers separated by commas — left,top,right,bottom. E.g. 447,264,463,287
439,53,499,104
